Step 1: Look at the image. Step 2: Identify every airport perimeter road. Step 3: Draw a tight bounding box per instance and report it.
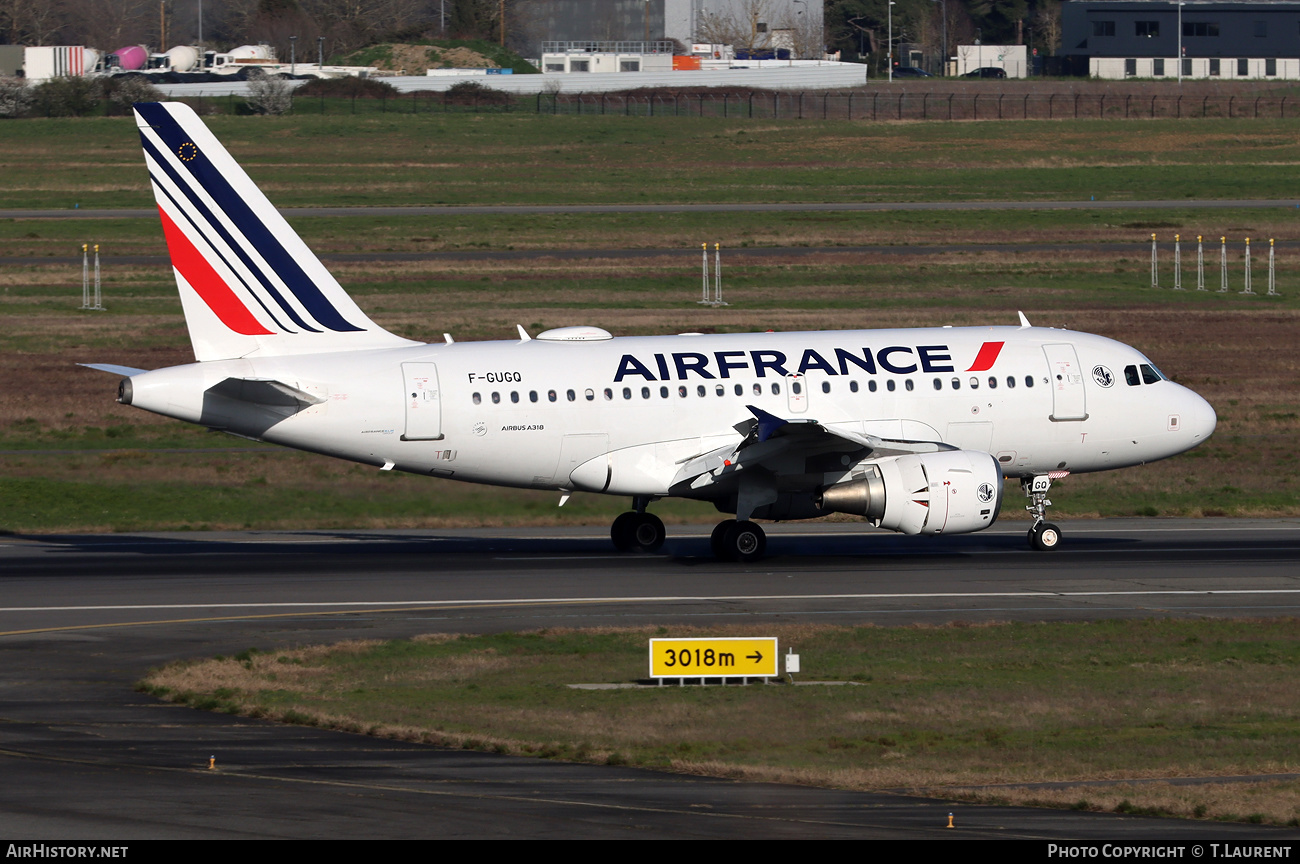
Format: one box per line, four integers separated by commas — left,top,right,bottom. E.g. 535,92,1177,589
2,519,1299,840
4,198,1300,219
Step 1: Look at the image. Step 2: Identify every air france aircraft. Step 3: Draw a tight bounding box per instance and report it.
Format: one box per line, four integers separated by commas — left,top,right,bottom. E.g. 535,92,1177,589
86,103,1217,562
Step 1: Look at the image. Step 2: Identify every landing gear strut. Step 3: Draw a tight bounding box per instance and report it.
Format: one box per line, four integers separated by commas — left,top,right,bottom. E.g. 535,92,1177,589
610,497,665,553
1023,475,1062,551
710,519,766,562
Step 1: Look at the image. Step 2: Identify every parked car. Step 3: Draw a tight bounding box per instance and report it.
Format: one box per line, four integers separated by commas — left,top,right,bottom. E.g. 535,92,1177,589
962,66,1007,79
892,66,933,77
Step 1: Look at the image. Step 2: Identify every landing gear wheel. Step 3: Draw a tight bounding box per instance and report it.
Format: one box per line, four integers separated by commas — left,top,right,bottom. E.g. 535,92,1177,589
629,512,665,552
720,520,767,563
1029,521,1062,551
611,511,665,553
710,520,735,559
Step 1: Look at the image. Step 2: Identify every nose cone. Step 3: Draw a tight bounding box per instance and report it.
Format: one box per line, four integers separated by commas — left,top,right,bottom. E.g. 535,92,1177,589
1182,387,1217,447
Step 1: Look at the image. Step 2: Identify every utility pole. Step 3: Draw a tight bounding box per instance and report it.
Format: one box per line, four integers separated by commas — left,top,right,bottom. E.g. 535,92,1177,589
888,1,896,80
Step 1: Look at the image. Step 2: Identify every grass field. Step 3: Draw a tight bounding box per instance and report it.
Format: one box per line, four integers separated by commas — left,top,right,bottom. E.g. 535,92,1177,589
141,619,1300,826
1,111,1297,531
9,114,1300,210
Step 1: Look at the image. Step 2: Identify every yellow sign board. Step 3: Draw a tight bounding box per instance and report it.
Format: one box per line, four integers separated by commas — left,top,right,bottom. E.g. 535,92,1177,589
649,637,778,678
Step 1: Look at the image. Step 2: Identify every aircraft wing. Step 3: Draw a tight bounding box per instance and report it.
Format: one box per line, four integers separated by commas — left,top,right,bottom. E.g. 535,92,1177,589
673,405,954,491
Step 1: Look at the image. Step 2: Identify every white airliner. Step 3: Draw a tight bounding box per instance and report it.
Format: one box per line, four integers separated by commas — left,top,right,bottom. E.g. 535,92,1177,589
86,102,1217,561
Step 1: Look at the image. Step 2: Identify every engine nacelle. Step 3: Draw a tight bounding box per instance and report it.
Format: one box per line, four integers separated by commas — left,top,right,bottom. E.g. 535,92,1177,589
816,450,1003,535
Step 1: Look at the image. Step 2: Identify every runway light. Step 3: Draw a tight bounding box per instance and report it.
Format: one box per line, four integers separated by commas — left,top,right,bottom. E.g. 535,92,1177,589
209,755,216,769
946,812,954,828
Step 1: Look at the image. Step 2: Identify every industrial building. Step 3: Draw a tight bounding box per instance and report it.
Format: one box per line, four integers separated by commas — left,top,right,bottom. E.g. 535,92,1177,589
1061,0,1300,78
521,0,824,61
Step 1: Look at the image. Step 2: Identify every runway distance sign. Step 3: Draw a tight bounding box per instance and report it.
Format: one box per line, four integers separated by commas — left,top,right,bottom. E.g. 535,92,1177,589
649,637,779,678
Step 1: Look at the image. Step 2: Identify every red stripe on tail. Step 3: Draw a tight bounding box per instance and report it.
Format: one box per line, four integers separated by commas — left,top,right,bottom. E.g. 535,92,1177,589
966,341,1004,372
158,208,273,336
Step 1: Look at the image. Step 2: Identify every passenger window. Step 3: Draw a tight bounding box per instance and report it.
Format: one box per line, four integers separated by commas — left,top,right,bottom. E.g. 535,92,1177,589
850,380,859,393
821,381,831,394
791,381,802,395
1007,376,1015,389
1125,365,1140,386
548,390,558,402
660,386,669,398
969,377,979,390
510,391,519,403
1140,363,1161,384
715,384,724,396
698,385,707,397
951,378,960,390
904,379,914,391
886,380,896,392
585,389,595,401
771,383,781,395
491,392,501,404
1025,376,1034,388
933,378,942,391
604,388,613,400
988,376,997,389
473,392,482,405
529,390,538,403
735,384,743,396
868,380,877,393
566,389,576,402
622,387,631,400
641,387,650,399
679,386,687,398
753,383,762,396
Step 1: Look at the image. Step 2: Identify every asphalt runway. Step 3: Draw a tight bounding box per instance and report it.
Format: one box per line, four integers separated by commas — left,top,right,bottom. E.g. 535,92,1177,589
3,518,1299,840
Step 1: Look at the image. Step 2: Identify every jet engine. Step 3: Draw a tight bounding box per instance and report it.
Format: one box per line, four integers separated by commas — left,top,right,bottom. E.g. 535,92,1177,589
815,450,1003,535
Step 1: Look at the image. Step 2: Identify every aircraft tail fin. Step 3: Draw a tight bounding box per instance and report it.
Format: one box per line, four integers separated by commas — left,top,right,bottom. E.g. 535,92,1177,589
133,102,418,362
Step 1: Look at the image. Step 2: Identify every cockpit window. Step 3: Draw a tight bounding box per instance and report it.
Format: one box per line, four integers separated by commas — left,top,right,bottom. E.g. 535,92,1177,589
1140,363,1163,384
1125,365,1140,386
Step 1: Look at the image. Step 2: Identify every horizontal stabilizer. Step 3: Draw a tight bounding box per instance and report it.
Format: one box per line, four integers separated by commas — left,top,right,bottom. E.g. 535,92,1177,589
207,377,325,409
79,362,149,376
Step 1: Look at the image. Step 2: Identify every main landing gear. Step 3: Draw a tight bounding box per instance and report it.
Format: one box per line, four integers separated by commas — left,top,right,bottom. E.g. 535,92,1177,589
1023,475,1062,552
709,519,767,563
610,497,665,553
608,499,769,562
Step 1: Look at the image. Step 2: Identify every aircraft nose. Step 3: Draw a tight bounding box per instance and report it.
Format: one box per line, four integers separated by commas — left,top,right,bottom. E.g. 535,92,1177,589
1183,389,1217,444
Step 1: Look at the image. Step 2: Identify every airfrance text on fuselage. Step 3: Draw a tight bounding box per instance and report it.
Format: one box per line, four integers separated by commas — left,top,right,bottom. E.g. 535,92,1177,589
614,346,962,382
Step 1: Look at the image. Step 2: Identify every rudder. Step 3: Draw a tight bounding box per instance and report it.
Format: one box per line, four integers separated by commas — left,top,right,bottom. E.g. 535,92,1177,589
134,101,416,361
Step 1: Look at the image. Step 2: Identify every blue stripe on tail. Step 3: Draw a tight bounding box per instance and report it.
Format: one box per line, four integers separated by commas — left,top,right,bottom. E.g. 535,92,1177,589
136,102,363,334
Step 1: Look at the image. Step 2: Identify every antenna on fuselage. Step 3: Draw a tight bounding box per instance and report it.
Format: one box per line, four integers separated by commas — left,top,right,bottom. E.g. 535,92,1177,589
1017,311,1032,328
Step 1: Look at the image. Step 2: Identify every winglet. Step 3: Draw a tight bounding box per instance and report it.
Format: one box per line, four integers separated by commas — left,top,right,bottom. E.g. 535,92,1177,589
1017,311,1032,329
746,405,788,443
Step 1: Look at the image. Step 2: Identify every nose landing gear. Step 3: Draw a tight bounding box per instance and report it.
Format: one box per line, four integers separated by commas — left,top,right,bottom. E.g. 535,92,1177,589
1023,475,1062,551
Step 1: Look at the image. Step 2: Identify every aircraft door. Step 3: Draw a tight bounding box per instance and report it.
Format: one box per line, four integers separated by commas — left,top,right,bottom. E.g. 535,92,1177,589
1042,344,1087,421
401,362,443,440
786,373,808,414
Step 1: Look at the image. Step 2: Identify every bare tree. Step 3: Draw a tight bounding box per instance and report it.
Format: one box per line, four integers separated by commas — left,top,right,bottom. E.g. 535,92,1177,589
696,0,773,53
1033,0,1061,56
778,2,824,59
0,0,68,45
